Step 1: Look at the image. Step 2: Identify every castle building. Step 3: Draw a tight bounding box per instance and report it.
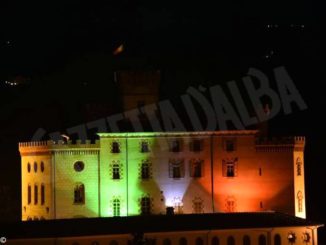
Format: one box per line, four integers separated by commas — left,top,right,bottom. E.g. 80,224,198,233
19,130,306,221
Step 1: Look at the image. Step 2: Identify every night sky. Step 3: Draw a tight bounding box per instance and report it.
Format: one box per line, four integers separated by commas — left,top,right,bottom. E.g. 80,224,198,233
0,0,325,241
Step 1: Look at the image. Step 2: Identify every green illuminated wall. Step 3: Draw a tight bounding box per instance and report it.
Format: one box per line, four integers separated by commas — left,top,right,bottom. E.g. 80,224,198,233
54,150,99,219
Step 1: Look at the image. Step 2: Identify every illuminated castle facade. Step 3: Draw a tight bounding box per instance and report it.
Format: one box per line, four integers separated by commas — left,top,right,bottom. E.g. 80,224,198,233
19,130,306,221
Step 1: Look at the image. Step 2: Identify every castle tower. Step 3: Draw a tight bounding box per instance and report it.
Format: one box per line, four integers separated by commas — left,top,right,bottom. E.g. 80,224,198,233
115,70,160,111
19,142,53,221
293,137,306,218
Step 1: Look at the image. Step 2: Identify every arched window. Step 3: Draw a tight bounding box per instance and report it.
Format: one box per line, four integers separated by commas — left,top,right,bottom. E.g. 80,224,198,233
40,161,45,172
243,235,250,245
74,183,85,204
274,234,281,245
196,238,204,245
27,216,32,221
296,158,302,176
41,184,45,205
34,184,38,204
163,238,171,245
27,162,31,173
211,237,219,245
227,236,235,245
179,237,187,245
110,240,119,245
113,198,120,217
34,162,37,173
140,196,151,215
259,235,267,245
27,185,31,204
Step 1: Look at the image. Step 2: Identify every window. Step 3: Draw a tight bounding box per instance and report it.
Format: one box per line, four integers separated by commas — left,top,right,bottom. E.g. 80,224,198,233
140,141,150,153
74,183,85,204
196,238,204,245
226,197,236,212
27,163,31,173
140,197,151,215
113,199,120,217
297,191,303,212
34,184,38,204
169,159,184,178
28,185,31,204
111,141,121,153
224,138,236,152
173,197,183,214
40,161,45,172
180,238,187,245
34,162,38,173
169,139,181,152
41,184,45,205
190,159,203,178
141,160,150,179
193,197,204,213
287,233,296,243
211,237,219,245
227,236,235,245
112,163,121,180
222,159,238,177
303,232,311,243
190,139,202,152
243,236,251,245
274,234,281,245
74,161,84,172
296,158,302,176
259,235,267,245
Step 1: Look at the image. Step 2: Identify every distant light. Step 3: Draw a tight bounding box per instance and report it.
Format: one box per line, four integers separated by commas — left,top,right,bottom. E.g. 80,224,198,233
301,25,305,28
113,44,124,55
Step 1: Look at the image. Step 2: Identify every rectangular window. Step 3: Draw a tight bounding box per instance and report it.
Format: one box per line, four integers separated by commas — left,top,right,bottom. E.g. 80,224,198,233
226,200,235,212
169,139,181,152
190,160,203,178
226,164,235,177
141,197,151,215
222,159,238,177
74,184,85,204
224,138,236,152
140,141,149,153
190,139,202,152
112,164,120,179
41,184,45,205
193,200,203,213
111,141,120,153
28,185,31,205
113,199,120,217
34,185,38,205
169,160,184,178
141,162,150,179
